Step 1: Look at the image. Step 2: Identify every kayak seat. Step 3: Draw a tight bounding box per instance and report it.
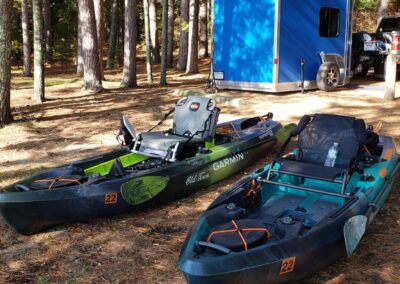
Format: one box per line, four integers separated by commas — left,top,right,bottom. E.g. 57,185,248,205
296,114,367,169
133,96,219,162
265,114,372,197
274,157,345,181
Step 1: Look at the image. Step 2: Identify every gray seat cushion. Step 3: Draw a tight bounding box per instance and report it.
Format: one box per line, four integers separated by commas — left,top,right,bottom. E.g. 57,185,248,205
173,96,216,139
139,132,202,156
134,95,219,160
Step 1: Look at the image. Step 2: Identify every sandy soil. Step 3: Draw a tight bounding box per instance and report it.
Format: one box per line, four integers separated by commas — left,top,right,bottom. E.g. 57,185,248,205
0,57,399,283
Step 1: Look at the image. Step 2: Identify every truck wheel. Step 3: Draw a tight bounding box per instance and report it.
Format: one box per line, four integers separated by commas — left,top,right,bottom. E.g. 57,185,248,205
360,66,370,77
317,62,340,92
374,61,385,80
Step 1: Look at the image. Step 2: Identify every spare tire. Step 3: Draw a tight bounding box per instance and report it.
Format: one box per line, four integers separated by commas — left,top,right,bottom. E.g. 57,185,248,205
317,62,340,92
29,175,86,190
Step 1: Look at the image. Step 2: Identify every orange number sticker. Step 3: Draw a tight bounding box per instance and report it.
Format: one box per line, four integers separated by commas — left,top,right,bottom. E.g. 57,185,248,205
105,193,118,205
280,257,296,275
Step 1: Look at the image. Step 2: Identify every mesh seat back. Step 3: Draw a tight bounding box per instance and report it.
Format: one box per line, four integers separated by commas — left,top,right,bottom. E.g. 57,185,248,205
298,114,367,169
173,96,219,140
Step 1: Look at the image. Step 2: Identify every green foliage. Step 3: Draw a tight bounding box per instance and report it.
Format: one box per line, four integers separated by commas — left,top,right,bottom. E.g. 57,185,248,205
354,0,399,13
181,21,189,32
37,275,49,284
354,0,378,12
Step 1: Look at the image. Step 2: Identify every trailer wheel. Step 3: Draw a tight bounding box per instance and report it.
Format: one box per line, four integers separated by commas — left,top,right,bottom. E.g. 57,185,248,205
317,62,339,92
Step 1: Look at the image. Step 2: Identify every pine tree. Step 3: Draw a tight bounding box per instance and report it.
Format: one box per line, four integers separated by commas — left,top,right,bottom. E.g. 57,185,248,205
121,0,137,88
21,0,32,77
32,0,45,102
378,0,389,25
77,5,84,75
199,0,208,57
0,0,13,127
143,0,153,83
94,0,105,80
177,0,189,71
107,0,119,68
42,0,52,62
167,0,174,68
78,0,103,91
186,0,199,74
160,0,168,85
149,0,161,63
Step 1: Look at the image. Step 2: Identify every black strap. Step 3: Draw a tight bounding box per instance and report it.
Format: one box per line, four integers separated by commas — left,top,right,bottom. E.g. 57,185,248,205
148,108,175,132
276,115,312,157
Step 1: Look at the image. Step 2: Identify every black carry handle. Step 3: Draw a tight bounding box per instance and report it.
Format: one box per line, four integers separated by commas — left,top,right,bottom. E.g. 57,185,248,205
277,115,312,157
197,241,231,255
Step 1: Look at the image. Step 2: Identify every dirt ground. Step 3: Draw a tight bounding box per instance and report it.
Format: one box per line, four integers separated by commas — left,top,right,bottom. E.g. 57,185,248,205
0,57,400,284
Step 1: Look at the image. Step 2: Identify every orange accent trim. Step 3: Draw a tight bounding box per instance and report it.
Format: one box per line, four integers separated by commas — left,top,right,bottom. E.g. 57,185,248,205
246,179,261,197
379,168,388,178
206,219,272,252
231,220,248,251
230,123,242,140
33,176,82,190
207,229,238,242
363,145,371,156
384,149,393,161
242,228,272,238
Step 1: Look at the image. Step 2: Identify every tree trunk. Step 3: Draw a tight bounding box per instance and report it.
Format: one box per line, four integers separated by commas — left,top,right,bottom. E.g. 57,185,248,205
42,0,52,62
107,0,118,68
0,0,13,127
32,0,45,102
77,6,84,75
160,0,168,85
149,0,161,63
177,0,189,71
143,0,153,83
79,0,102,91
186,0,199,74
378,0,389,25
199,0,208,57
94,0,105,80
121,0,137,88
21,0,32,77
166,0,174,68
116,0,124,65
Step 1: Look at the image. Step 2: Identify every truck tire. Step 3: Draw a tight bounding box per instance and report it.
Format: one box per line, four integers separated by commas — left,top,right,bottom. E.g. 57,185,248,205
317,62,340,92
374,61,385,80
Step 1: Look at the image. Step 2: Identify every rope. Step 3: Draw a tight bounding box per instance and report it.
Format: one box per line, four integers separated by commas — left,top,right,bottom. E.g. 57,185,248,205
207,219,272,251
33,176,81,190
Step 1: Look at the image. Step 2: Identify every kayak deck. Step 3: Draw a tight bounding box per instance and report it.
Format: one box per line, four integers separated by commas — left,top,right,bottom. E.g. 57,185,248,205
179,123,399,283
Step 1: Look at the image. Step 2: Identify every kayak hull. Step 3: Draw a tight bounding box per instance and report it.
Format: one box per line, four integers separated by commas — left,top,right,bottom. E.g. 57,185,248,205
0,118,281,235
179,135,399,283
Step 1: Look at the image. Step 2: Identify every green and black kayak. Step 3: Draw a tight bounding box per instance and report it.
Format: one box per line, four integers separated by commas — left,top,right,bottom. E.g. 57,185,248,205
0,92,282,235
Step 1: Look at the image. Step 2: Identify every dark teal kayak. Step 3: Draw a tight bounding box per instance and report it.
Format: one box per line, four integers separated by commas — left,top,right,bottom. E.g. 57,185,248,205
179,114,399,283
0,92,282,235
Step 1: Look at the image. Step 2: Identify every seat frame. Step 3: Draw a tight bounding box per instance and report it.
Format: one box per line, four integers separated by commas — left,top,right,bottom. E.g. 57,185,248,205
132,139,181,162
131,96,220,162
259,158,351,199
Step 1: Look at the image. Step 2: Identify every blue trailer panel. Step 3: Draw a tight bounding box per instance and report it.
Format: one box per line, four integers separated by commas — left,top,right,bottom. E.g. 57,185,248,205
212,0,354,93
213,0,276,84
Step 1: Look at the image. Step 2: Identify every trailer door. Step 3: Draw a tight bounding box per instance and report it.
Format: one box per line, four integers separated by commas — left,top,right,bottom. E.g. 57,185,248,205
278,0,348,84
